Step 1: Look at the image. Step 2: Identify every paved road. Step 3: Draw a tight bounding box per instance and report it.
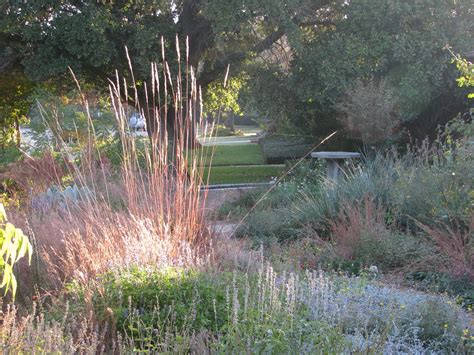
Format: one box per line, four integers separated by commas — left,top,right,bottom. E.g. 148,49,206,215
199,136,257,146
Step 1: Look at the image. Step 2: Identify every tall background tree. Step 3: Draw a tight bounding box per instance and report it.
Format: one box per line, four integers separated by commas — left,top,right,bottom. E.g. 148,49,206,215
0,0,472,148
244,0,473,143
0,0,335,141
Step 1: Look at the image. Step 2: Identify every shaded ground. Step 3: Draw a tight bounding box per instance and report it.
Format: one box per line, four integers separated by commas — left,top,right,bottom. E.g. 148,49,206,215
204,186,252,213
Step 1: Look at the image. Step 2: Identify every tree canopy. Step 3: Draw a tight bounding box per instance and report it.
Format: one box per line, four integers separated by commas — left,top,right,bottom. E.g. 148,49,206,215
245,0,473,140
1,0,337,139
0,0,472,145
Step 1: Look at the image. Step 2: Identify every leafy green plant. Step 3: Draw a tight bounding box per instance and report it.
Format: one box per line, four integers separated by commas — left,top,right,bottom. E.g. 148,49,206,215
0,203,32,298
88,268,230,336
448,47,474,99
0,146,22,168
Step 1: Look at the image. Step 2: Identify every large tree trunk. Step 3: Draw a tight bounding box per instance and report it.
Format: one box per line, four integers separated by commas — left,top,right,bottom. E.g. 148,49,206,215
135,0,330,148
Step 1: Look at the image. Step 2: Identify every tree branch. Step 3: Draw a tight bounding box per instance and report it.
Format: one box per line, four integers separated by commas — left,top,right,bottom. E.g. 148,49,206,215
197,1,335,87
198,28,285,87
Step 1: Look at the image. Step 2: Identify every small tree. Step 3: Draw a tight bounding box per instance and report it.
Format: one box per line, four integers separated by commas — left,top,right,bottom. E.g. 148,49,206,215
452,53,474,99
335,79,401,144
0,203,32,298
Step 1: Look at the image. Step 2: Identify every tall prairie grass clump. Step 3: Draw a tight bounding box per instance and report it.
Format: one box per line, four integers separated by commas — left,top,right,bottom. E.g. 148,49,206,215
12,37,217,290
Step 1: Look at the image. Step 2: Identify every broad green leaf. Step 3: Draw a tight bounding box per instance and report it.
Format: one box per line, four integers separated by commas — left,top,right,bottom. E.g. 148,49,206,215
0,204,6,223
0,263,12,290
0,203,34,299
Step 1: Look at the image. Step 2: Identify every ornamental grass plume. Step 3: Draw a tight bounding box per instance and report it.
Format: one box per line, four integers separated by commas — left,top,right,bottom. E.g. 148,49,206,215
14,36,217,290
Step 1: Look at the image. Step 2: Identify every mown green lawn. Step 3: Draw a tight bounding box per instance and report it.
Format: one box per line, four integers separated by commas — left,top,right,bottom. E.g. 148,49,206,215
191,143,286,184
202,165,285,185
197,144,265,166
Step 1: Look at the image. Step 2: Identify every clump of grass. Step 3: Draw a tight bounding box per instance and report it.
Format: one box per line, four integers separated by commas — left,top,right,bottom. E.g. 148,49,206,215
417,216,474,281
0,302,108,353
9,37,215,294
324,198,426,272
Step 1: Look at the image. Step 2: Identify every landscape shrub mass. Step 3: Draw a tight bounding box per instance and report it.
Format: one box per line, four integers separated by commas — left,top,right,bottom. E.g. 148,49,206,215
0,13,473,351
233,120,473,306
2,265,472,353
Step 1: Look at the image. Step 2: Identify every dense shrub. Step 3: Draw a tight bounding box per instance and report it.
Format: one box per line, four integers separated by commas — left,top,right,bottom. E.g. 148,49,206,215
351,232,425,271
335,79,402,144
258,134,313,164
92,268,229,334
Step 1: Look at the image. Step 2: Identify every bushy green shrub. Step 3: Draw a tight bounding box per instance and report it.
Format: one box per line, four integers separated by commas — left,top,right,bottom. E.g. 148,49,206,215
352,232,426,271
258,134,313,164
208,124,244,137
89,267,230,336
0,146,22,168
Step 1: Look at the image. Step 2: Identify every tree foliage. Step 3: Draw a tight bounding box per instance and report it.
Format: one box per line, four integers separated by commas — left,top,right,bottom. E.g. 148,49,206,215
246,0,473,140
453,55,474,99
0,72,34,147
0,0,472,145
0,0,335,137
204,75,246,118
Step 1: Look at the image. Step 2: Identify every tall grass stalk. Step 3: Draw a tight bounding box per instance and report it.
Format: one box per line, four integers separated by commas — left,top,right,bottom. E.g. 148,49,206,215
19,36,218,288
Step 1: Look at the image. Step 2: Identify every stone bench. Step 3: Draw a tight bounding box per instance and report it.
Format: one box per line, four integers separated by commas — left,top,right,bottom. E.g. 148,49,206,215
311,151,361,181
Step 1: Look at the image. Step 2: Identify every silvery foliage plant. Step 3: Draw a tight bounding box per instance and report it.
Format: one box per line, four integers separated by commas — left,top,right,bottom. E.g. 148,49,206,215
31,184,93,214
298,270,471,353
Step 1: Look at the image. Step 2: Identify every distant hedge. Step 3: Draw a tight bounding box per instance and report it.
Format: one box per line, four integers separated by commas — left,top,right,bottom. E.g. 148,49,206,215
258,134,314,164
